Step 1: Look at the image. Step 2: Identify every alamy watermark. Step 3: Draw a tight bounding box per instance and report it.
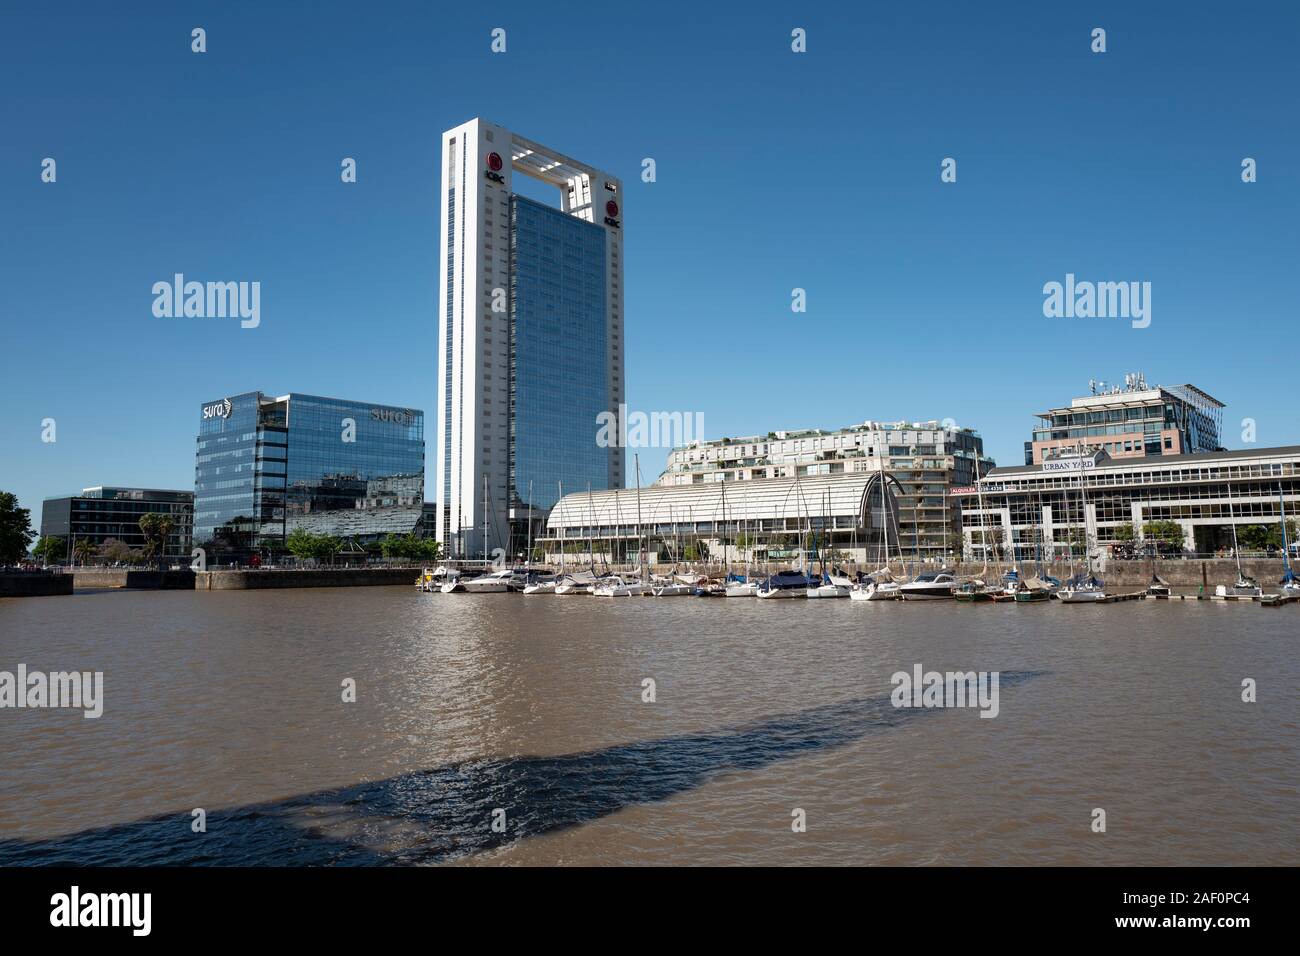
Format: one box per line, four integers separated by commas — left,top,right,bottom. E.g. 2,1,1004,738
1043,273,1150,328
891,664,999,718
1,664,103,718
152,273,260,328
596,404,704,449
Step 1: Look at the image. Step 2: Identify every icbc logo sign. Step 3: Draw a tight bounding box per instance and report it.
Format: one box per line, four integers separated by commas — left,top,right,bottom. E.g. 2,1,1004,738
604,199,620,228
485,152,505,183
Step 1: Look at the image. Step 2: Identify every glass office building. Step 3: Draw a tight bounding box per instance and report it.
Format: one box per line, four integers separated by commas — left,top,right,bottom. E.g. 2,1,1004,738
40,487,194,562
1029,375,1224,465
194,392,424,561
437,119,624,559
510,194,609,513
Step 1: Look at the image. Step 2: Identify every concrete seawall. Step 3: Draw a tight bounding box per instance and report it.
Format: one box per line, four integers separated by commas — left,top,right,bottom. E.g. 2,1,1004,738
0,573,75,597
195,568,419,590
949,559,1291,590
72,569,196,590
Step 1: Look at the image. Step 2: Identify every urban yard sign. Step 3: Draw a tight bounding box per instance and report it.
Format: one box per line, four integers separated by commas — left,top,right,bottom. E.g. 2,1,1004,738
1041,457,1097,473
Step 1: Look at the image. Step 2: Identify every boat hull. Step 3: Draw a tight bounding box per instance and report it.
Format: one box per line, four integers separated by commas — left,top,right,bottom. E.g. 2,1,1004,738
807,585,850,598
900,587,954,601
1058,589,1106,603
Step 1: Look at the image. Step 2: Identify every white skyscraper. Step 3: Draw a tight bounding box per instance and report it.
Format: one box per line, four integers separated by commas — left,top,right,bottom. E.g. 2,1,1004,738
436,118,625,558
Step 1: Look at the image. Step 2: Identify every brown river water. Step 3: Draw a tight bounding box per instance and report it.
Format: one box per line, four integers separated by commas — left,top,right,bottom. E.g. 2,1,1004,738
0,587,1295,866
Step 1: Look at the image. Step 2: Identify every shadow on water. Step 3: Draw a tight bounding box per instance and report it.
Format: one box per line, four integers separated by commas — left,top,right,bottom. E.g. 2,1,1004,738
0,671,1044,866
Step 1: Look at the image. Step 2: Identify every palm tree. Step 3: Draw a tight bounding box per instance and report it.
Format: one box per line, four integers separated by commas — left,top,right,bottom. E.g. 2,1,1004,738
72,538,99,567
138,513,176,568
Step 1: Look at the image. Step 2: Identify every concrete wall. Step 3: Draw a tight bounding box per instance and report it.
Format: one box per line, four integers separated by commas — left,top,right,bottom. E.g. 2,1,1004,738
195,568,419,590
0,573,74,597
951,559,1291,590
72,569,196,590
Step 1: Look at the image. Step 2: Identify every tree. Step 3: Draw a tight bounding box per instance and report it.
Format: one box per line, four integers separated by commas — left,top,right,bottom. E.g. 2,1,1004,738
31,535,65,566
138,513,175,566
100,538,133,564
0,492,37,565
1113,522,1136,543
1141,520,1185,554
285,528,318,561
1237,524,1277,553
72,538,100,566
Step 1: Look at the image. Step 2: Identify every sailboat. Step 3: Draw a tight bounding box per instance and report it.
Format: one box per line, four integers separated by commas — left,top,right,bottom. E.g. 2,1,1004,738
1279,484,1299,593
1058,452,1107,603
725,488,758,596
954,465,1000,602
1014,490,1055,602
808,491,851,597
1222,482,1262,597
1145,554,1171,598
851,476,902,600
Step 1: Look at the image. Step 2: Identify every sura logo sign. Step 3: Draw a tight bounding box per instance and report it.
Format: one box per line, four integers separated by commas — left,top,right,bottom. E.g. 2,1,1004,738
202,398,233,420
370,407,415,425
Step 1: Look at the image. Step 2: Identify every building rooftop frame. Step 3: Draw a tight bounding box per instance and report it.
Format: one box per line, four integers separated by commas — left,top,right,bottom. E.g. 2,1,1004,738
508,131,617,188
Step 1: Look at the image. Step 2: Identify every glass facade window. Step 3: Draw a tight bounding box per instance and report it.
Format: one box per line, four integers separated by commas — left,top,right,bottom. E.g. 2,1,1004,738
40,488,194,560
194,392,424,561
509,195,609,511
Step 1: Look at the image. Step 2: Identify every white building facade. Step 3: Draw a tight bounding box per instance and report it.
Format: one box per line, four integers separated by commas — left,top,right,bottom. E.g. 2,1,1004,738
655,421,994,560
436,119,625,558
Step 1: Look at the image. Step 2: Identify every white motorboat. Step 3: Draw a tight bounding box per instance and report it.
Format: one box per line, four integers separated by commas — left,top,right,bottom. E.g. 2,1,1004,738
415,566,455,592
807,571,852,598
555,571,596,594
724,579,758,597
1058,579,1107,603
593,575,651,597
807,581,850,598
898,571,956,601
461,568,515,593
521,578,557,594
650,580,693,596
849,580,901,601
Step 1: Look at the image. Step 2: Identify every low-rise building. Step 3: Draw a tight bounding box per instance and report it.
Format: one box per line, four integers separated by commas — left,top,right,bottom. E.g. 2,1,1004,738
1028,372,1224,465
40,487,194,563
955,445,1300,560
654,420,994,559
543,472,900,567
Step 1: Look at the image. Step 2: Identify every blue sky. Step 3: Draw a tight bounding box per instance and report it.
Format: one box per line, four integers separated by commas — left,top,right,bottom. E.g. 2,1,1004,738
2,1,1297,524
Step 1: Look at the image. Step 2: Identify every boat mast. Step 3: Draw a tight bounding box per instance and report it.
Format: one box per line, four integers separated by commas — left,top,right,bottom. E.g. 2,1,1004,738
1078,450,1092,579
557,480,563,574
721,481,728,577
526,480,533,572
1228,481,1244,580
586,483,595,572
1280,483,1295,582
634,454,644,583
482,474,489,569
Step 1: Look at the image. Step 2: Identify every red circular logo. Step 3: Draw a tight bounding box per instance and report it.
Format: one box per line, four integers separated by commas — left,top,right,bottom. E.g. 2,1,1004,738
606,200,619,217
487,152,503,171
